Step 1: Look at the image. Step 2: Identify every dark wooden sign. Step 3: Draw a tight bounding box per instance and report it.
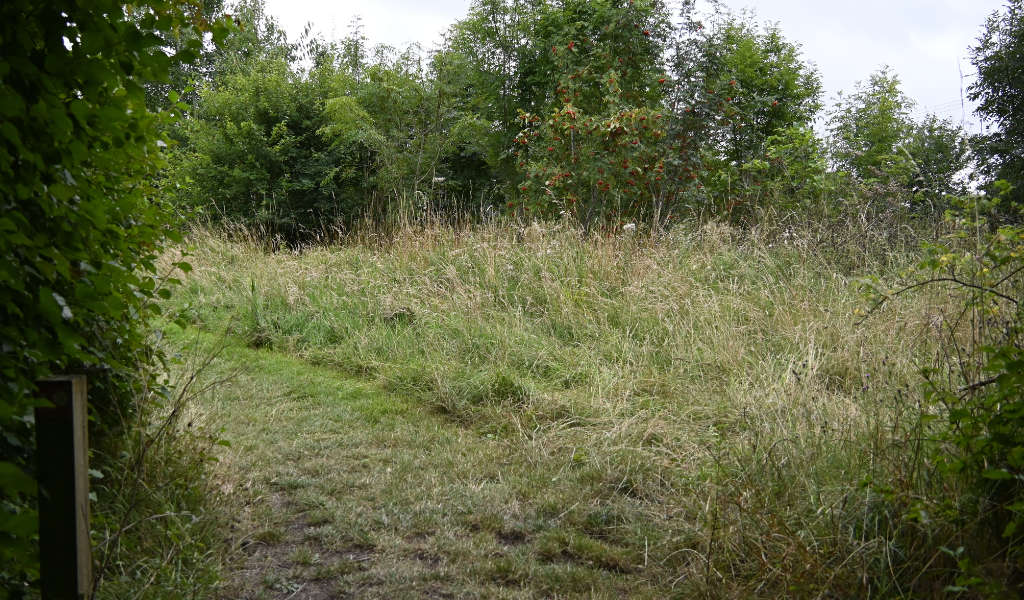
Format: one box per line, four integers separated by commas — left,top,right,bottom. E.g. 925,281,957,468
35,375,91,599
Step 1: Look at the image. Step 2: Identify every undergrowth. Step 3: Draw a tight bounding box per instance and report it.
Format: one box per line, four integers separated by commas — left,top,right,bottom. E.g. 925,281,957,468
87,335,235,599
159,213,1014,597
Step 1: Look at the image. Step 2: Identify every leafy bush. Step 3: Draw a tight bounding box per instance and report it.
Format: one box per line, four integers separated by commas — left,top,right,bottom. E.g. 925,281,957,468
0,0,227,593
860,191,1024,592
167,51,367,236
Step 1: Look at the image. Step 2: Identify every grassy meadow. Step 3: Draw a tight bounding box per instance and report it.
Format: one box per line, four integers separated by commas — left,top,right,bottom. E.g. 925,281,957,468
162,219,960,598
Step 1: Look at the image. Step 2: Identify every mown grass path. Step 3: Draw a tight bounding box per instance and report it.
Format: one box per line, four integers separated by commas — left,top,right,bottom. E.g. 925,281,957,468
187,332,658,599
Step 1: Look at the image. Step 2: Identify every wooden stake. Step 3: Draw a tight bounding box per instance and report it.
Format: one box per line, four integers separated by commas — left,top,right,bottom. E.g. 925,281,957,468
35,375,91,599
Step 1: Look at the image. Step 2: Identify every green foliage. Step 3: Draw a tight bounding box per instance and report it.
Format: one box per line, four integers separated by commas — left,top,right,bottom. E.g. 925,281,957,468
859,190,1024,591
159,0,983,233
163,2,368,238
142,0,228,112
166,50,365,236
970,0,1024,211
681,9,823,220
825,67,971,212
514,105,691,232
695,9,822,166
904,114,971,203
442,0,546,186
322,45,485,203
444,0,678,203
826,66,916,184
740,125,838,212
509,3,826,229
0,0,228,593
168,5,494,235
910,224,1024,589
508,0,701,231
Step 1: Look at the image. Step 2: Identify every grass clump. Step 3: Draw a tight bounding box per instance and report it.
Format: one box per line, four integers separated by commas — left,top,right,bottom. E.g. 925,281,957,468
87,338,236,599
161,219,971,597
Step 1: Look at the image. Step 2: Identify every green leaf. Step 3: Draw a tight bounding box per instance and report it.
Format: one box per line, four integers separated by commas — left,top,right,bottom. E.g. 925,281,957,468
982,469,1015,480
0,462,36,495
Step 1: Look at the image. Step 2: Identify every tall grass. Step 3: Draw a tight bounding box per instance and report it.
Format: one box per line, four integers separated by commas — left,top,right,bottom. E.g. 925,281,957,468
165,214,972,597
88,336,235,599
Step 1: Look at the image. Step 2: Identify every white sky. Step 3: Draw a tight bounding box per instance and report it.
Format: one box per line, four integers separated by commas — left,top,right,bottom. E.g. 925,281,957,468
262,0,1006,133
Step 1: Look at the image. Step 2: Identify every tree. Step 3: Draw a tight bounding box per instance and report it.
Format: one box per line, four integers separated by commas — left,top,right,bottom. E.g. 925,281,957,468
510,0,699,232
164,4,375,238
969,0,1024,211
443,0,549,189
0,0,228,592
165,50,366,237
141,0,228,112
323,44,483,210
678,8,822,219
826,67,916,183
904,115,971,201
696,9,822,166
445,0,679,202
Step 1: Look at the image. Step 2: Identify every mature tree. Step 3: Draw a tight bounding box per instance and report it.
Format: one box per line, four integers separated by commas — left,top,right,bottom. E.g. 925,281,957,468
695,9,822,166
969,0,1024,209
826,67,916,183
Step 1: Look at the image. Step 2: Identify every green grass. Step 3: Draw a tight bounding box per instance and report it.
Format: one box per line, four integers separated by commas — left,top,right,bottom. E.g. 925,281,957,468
177,331,677,598
165,221,953,598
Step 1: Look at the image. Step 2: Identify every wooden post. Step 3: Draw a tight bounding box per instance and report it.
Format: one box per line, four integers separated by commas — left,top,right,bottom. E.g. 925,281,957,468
35,375,91,600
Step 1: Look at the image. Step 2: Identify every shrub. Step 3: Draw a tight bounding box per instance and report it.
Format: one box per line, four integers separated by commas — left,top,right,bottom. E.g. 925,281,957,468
0,0,228,593
862,192,1024,592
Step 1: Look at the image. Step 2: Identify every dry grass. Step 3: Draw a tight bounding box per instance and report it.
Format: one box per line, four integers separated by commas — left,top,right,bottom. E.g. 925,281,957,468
164,219,958,598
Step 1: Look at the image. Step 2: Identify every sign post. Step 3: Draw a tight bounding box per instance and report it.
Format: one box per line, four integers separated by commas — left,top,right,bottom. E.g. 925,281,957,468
35,375,91,599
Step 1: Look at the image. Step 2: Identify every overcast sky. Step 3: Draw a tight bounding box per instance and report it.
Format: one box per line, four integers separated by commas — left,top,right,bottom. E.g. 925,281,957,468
262,0,1006,133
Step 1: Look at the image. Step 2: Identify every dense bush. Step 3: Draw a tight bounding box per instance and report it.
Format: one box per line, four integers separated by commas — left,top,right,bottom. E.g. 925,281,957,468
168,0,836,234
0,0,227,594
167,47,367,236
